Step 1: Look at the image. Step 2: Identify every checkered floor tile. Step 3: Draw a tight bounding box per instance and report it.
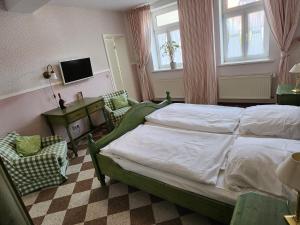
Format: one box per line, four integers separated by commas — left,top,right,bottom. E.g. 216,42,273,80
21,131,221,225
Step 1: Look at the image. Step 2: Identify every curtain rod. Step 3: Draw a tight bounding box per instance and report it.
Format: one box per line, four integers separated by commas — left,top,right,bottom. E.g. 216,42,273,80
132,3,150,9
130,0,176,11
132,0,163,9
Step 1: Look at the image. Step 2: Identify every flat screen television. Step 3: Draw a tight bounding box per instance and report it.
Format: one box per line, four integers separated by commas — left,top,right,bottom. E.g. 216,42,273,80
60,58,94,84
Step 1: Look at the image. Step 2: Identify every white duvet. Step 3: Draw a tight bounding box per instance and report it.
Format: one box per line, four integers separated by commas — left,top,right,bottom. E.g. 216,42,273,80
145,103,244,133
102,125,235,185
225,136,300,197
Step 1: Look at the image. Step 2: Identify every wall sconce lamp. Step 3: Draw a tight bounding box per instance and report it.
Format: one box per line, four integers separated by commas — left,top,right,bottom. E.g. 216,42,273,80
43,64,58,80
43,64,58,103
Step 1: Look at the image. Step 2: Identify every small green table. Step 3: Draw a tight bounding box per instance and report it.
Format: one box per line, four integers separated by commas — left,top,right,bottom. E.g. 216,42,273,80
42,97,108,156
230,192,289,225
277,84,300,106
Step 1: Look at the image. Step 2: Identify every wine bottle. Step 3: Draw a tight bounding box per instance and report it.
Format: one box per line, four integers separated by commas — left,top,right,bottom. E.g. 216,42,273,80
58,93,66,110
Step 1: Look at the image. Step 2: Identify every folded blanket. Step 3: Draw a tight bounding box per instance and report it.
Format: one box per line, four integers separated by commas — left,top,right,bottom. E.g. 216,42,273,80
146,103,244,133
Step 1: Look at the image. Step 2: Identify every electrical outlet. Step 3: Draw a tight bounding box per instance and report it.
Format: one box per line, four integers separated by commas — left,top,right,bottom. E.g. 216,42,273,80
71,124,81,138
72,124,80,131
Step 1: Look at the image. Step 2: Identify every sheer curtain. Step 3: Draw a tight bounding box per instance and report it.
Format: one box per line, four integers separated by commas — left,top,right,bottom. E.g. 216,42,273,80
178,0,217,104
127,5,154,101
264,0,300,84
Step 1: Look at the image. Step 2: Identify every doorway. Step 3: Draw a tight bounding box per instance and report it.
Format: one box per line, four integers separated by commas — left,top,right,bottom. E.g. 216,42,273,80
103,34,140,100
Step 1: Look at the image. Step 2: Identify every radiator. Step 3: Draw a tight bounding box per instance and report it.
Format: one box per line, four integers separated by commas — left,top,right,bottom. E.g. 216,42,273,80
152,77,184,99
218,74,273,100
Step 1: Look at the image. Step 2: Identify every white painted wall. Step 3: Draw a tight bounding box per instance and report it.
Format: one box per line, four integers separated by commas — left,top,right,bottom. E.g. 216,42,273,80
0,2,125,99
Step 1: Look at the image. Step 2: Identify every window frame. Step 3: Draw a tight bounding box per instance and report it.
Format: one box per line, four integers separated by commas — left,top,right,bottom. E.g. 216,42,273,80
220,0,270,64
151,3,183,70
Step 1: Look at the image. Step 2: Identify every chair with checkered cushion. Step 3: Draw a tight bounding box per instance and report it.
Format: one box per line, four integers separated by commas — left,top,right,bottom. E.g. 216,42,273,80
0,132,68,196
103,90,139,129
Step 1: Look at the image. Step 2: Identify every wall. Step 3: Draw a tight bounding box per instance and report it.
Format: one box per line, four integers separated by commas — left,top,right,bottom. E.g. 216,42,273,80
143,0,300,100
0,2,128,137
0,1,124,98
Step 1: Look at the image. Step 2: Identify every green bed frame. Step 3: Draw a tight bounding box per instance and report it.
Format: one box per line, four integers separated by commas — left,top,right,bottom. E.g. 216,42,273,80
88,92,234,224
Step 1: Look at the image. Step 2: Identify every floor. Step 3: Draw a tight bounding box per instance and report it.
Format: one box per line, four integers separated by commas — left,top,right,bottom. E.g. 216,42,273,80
21,130,220,225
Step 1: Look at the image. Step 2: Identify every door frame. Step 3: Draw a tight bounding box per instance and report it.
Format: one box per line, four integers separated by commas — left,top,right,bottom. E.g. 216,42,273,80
103,34,126,91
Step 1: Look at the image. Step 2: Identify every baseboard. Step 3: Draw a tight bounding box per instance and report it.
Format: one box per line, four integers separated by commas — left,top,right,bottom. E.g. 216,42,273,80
218,98,276,104
153,97,276,105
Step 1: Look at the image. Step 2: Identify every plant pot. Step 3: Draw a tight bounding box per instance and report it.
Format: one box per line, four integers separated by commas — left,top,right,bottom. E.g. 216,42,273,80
170,61,176,70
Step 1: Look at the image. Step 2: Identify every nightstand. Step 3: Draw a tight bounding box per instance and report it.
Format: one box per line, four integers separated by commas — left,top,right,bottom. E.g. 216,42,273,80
277,84,300,106
230,192,289,225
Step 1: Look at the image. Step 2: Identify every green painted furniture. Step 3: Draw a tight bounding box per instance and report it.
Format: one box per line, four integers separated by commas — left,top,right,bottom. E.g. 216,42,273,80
277,84,300,106
0,132,68,196
42,97,108,156
103,90,139,130
88,92,235,224
231,192,289,225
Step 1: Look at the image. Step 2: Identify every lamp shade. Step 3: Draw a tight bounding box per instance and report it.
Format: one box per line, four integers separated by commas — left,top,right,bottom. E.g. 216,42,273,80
276,152,300,191
50,71,58,80
290,63,300,73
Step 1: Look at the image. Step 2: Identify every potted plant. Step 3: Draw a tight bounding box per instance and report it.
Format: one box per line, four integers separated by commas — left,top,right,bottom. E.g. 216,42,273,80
160,41,180,69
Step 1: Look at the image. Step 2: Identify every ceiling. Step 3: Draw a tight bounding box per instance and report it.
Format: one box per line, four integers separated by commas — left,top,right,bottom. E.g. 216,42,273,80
49,0,158,11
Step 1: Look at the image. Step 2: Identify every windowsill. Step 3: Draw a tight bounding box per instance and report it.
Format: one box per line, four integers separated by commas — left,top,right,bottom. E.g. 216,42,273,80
218,58,274,67
152,67,183,73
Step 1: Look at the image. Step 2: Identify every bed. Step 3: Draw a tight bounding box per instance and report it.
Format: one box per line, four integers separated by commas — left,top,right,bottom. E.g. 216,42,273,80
88,93,300,224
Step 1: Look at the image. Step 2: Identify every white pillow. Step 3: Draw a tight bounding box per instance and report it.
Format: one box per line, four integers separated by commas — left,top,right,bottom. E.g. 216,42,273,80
225,137,300,197
239,105,300,140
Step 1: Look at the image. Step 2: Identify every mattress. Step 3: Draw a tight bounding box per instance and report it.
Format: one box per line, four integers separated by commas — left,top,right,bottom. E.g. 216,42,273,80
100,151,254,205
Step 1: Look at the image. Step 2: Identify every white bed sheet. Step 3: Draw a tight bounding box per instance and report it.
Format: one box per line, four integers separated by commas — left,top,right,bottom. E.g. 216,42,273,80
100,151,250,205
145,103,244,133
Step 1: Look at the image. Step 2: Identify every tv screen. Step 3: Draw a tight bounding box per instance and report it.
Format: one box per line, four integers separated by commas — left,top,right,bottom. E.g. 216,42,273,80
60,58,93,84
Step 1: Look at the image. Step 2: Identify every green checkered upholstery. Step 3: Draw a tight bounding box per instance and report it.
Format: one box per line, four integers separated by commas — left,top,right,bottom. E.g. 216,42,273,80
0,132,20,161
103,90,128,110
103,90,139,128
41,135,64,148
0,133,68,196
106,106,131,127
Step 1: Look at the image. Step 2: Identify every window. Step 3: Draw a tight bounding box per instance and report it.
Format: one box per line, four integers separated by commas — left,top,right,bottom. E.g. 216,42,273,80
220,0,269,63
151,4,183,70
